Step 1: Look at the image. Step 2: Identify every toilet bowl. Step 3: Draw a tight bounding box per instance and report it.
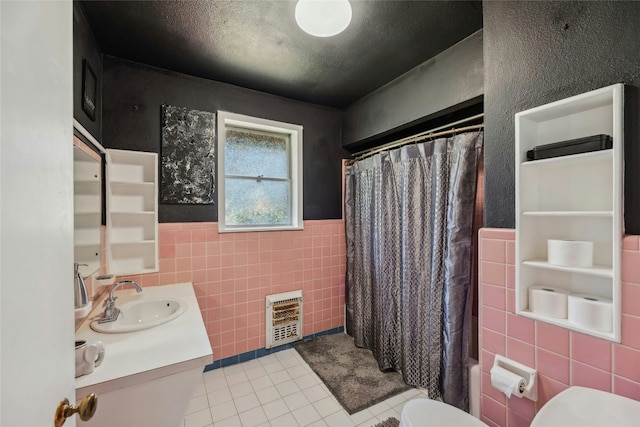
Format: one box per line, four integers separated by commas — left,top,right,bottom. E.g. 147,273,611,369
401,359,640,427
400,398,487,427
400,359,486,427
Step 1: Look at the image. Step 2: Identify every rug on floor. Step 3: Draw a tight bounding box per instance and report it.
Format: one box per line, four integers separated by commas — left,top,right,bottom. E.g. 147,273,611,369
374,417,400,427
294,333,412,414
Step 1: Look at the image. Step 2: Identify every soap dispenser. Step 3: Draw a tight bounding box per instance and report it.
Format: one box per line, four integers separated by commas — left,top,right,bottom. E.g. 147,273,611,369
74,262,92,318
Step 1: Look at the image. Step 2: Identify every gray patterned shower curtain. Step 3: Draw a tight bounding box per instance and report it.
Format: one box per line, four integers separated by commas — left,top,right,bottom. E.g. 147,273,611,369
344,131,482,411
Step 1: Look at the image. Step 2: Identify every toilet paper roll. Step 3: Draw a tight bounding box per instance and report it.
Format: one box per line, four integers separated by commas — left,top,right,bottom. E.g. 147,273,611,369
528,286,569,319
547,239,593,268
490,365,525,398
568,293,613,332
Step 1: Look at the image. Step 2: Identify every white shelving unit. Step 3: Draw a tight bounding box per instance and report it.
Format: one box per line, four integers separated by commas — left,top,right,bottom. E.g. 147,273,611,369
515,83,623,342
106,149,158,275
74,143,102,278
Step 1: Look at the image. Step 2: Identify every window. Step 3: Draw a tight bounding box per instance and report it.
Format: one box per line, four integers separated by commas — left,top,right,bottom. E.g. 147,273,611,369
217,111,303,232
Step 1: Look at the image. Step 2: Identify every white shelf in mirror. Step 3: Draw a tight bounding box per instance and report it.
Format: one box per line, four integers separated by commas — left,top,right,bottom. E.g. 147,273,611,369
73,137,102,278
515,83,623,342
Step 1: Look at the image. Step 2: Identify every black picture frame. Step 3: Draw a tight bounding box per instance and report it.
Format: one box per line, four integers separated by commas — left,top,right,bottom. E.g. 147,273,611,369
82,59,97,121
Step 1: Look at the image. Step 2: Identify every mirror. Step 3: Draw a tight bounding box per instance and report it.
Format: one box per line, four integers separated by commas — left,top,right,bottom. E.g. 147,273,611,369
73,137,102,278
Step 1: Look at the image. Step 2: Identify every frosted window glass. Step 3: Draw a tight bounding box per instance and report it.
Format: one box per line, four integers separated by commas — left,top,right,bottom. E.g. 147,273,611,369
225,129,289,179
225,178,290,225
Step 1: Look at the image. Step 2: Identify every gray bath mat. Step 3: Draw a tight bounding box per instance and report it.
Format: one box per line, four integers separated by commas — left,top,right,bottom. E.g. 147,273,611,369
294,333,412,414
374,417,400,427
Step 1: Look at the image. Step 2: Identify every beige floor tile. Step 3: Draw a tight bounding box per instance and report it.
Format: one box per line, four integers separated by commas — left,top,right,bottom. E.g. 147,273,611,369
188,348,428,427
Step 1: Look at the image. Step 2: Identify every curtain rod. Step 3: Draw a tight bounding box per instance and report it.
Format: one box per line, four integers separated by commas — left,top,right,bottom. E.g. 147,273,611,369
349,113,484,163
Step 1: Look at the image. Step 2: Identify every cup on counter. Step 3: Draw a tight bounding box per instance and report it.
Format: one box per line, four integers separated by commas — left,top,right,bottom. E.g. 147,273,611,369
75,339,105,378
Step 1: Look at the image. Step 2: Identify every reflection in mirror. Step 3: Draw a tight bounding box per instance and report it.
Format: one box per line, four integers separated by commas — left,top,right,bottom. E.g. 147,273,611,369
73,137,102,278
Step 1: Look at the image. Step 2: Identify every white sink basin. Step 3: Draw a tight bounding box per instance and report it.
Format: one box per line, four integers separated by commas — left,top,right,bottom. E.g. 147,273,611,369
531,386,640,426
90,298,186,333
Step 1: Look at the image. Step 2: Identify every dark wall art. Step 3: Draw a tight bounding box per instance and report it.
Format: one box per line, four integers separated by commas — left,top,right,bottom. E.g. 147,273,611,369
161,105,216,204
82,59,97,120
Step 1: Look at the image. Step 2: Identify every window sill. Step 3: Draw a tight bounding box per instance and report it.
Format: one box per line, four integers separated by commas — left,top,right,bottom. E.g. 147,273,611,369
217,224,304,233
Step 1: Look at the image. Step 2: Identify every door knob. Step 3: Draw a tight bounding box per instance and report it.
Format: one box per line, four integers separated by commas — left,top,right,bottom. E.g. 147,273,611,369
54,393,97,427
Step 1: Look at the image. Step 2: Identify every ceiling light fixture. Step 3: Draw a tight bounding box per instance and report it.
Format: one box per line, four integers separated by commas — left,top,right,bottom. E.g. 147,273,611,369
295,0,352,38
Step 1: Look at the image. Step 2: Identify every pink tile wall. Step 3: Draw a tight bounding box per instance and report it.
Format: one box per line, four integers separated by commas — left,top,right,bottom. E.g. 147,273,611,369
479,229,640,427
117,220,346,361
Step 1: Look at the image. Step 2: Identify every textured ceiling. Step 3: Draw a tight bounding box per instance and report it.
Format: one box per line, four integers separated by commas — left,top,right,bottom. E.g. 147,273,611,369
80,1,483,109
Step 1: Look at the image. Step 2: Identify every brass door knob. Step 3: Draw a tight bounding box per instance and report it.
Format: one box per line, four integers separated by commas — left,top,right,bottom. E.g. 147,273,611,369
54,393,98,427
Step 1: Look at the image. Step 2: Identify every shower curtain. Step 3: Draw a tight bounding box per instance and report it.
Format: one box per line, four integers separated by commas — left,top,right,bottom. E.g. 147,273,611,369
344,131,483,411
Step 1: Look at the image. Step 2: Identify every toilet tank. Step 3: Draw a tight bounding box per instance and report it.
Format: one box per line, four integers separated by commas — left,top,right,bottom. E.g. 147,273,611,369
469,359,480,419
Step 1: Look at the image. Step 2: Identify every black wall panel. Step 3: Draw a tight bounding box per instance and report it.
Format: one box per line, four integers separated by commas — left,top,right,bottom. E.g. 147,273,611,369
73,2,102,141
342,30,484,150
483,1,640,233
101,56,347,222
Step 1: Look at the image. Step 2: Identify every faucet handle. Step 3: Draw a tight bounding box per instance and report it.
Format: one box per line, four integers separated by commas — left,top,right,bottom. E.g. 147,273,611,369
102,296,116,308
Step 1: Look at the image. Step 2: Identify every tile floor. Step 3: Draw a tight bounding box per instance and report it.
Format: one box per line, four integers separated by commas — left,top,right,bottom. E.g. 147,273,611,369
182,348,429,427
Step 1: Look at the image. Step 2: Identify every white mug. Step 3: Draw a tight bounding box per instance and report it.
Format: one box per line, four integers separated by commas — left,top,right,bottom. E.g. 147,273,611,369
75,340,105,378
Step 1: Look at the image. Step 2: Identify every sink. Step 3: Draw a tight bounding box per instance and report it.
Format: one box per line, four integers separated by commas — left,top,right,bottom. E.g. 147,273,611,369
76,282,213,427
90,298,186,333
531,386,640,426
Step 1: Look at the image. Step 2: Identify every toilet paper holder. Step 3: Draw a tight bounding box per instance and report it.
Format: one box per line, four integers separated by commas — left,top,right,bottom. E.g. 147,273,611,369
493,355,538,401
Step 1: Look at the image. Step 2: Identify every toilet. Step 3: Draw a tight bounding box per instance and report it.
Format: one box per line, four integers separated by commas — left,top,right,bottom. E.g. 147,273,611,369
400,359,487,427
401,362,640,427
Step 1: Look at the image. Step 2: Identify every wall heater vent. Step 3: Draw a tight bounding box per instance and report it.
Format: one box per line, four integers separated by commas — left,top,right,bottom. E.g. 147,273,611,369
266,290,303,349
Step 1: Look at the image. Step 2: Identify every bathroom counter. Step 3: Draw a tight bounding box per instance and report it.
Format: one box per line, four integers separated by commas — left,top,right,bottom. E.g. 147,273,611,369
75,282,213,396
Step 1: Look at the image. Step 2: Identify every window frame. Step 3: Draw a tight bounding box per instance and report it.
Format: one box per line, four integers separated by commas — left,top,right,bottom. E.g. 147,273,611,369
217,111,303,233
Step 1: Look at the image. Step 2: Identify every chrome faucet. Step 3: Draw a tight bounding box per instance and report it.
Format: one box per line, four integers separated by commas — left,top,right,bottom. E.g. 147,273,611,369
74,262,89,309
97,280,142,324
